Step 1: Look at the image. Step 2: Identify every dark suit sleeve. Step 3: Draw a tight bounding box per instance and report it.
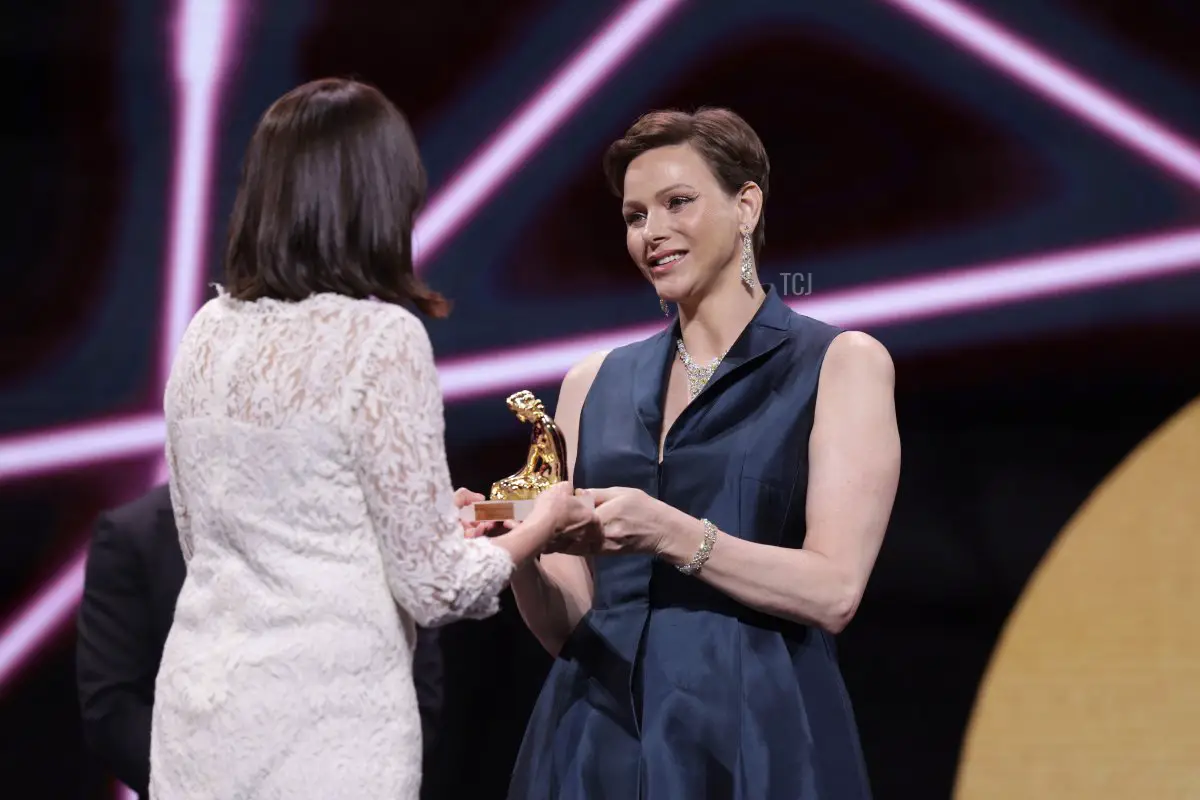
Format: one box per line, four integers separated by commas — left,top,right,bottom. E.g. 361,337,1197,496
412,625,444,760
76,513,155,795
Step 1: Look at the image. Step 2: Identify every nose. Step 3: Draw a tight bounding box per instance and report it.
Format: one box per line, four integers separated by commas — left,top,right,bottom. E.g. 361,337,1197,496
642,211,669,250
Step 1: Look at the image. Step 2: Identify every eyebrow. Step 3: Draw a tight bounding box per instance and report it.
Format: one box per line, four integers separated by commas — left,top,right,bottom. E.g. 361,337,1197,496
656,183,696,197
622,183,698,211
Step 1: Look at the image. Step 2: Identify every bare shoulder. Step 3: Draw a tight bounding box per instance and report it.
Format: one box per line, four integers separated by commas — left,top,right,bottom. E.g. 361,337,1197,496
813,331,898,442
821,330,894,387
559,349,611,400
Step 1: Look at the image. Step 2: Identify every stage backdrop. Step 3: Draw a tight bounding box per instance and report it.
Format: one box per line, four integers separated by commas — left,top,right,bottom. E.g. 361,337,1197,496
1,0,1198,797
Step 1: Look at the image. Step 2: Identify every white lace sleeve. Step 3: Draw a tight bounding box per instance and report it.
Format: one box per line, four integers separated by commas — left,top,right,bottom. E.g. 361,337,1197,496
163,320,198,565
349,309,514,628
164,432,193,563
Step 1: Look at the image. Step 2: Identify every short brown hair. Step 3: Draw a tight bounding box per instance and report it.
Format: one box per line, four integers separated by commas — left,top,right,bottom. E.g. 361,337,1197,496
602,107,770,255
223,78,449,317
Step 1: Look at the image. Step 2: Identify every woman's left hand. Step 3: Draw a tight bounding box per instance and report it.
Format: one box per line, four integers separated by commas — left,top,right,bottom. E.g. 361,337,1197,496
549,487,685,557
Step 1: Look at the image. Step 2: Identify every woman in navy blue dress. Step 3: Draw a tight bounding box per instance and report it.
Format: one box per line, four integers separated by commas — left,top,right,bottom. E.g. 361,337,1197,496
468,108,900,799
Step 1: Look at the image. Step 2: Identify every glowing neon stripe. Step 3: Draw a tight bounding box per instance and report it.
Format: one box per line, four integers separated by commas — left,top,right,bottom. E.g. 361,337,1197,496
0,0,690,702
0,549,85,692
881,0,1200,188
411,0,688,268
0,414,166,484
2,230,1199,695
15,3,1200,480
118,1,238,790
5,227,1199,475
159,0,240,387
436,227,1200,399
0,0,690,484
7,0,1200,704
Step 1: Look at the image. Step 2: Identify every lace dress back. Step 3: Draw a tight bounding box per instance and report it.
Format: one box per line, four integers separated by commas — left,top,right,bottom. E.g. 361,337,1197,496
149,291,513,800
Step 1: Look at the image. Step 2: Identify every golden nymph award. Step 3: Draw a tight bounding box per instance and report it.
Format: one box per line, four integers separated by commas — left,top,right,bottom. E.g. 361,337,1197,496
458,390,569,523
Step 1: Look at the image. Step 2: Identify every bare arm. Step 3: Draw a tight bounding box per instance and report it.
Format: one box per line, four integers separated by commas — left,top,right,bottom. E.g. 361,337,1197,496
509,350,608,656
656,332,900,633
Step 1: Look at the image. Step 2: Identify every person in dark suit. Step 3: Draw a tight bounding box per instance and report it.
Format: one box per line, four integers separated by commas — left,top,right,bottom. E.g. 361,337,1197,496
75,484,446,798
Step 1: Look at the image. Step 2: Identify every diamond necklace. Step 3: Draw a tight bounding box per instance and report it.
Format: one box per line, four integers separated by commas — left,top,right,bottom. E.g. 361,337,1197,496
676,337,729,400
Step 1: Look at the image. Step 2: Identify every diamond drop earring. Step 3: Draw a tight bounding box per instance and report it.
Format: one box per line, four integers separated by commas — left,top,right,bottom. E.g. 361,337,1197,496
740,229,756,288
660,297,670,316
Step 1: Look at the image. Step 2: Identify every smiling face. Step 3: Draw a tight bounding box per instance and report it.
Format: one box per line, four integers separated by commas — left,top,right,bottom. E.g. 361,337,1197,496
620,143,759,302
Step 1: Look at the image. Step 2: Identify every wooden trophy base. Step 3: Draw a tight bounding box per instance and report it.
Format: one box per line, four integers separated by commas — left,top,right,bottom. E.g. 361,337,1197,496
459,499,538,523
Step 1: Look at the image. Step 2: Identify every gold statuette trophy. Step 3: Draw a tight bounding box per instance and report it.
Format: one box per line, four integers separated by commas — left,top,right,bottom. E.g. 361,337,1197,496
459,390,570,523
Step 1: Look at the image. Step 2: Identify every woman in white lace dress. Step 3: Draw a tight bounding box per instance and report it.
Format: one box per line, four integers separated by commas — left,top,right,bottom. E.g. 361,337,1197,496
148,78,596,799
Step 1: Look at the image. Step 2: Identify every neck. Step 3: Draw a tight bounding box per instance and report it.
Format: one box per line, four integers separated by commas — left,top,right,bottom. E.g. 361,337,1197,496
676,270,767,361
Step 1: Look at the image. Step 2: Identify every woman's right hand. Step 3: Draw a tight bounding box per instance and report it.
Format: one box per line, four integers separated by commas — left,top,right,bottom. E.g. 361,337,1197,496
528,481,599,540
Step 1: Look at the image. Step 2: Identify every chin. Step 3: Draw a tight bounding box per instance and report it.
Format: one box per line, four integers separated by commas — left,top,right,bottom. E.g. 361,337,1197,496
652,275,692,303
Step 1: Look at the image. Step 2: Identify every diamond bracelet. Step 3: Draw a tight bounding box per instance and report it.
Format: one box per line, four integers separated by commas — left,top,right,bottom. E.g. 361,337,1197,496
677,518,718,576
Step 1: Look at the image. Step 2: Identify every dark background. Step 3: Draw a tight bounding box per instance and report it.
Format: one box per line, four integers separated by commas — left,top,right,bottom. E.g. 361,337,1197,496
2,0,1198,797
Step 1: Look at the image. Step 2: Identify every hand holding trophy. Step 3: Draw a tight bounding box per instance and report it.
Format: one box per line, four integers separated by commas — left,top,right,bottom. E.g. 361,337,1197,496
459,390,590,525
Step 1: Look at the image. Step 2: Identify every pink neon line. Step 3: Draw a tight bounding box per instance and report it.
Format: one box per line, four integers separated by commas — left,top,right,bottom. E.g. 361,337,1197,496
0,414,166,484
1,227,1198,694
9,0,1200,700
411,0,688,269
0,0,683,701
159,0,241,388
4,226,1198,484
794,227,1200,323
0,0,685,484
151,0,241,501
436,227,1200,400
0,548,86,693
13,2,1197,482
881,0,1200,188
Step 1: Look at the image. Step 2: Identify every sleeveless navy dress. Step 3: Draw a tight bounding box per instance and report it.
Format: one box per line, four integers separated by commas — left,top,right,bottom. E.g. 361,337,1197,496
508,287,872,799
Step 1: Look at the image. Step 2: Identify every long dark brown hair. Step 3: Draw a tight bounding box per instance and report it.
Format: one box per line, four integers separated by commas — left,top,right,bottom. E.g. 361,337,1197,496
223,78,449,317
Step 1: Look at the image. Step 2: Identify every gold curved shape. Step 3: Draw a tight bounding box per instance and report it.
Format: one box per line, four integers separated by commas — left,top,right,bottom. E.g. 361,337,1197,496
955,396,1200,799
490,390,567,501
